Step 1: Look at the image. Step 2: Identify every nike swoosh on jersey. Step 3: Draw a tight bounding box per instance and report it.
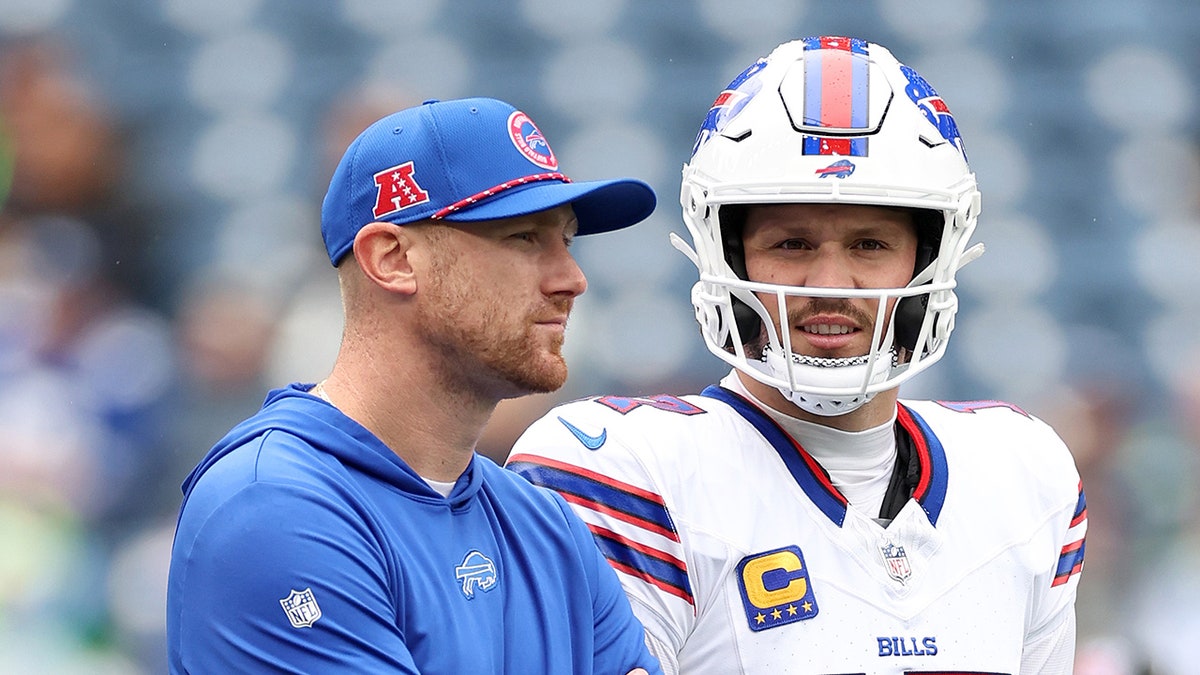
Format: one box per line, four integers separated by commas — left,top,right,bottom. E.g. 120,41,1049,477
557,416,607,450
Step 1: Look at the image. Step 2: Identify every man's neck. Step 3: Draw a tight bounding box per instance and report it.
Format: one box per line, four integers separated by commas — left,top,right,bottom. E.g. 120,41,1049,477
320,352,496,483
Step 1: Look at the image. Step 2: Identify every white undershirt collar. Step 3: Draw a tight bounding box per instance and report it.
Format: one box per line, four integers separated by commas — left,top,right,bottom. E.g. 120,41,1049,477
720,371,897,518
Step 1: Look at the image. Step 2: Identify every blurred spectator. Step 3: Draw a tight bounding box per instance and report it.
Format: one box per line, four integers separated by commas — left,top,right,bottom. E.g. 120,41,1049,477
1038,382,1136,638
0,35,176,672
158,273,280,500
1037,381,1154,675
316,82,418,191
1126,349,1200,675
0,38,118,216
0,36,160,306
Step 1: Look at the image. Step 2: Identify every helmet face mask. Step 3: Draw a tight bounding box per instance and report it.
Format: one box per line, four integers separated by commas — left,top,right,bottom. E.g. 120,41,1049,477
675,36,984,416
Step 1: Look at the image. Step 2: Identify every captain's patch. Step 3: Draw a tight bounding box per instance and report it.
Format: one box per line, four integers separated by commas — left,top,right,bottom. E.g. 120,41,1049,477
736,545,818,631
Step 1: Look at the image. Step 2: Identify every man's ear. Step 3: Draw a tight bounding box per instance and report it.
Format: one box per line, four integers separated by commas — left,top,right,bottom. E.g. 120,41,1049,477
351,222,417,295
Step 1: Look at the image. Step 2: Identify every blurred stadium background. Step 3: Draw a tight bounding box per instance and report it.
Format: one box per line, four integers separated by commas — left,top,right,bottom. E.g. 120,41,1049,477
1,0,1198,672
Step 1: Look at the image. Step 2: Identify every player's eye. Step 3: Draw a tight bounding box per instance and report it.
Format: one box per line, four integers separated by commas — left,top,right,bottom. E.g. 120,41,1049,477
776,238,810,250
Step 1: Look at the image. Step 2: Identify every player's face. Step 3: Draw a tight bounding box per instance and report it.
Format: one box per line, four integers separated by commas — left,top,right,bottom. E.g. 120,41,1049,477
741,203,917,360
415,204,587,397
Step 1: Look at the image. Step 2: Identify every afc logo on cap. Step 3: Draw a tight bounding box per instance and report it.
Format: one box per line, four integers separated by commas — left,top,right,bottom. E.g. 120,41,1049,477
372,160,431,218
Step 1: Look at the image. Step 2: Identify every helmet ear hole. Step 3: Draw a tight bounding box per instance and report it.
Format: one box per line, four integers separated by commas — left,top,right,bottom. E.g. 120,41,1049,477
893,294,927,351
895,209,942,351
719,205,761,347
730,299,762,350
912,209,943,275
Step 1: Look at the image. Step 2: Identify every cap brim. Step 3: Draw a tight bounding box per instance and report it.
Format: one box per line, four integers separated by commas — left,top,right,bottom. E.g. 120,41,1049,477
440,178,656,235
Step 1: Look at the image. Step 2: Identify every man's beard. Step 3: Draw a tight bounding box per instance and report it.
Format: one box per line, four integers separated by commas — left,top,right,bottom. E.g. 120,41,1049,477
418,261,572,396
473,310,571,395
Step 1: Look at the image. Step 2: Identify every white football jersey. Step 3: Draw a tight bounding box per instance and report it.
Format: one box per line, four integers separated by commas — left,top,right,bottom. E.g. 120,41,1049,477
507,378,1086,675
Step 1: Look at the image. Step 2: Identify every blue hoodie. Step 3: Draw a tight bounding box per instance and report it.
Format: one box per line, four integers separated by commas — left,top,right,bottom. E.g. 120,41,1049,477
166,383,660,674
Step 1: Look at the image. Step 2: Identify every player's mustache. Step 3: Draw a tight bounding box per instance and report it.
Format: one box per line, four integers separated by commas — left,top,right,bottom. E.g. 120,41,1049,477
787,297,875,328
533,297,575,323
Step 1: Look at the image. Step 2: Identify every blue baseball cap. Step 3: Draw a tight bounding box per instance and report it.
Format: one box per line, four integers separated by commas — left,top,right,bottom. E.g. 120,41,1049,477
321,97,657,265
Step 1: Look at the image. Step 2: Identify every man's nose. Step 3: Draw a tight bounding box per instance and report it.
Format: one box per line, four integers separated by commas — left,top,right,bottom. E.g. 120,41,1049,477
801,246,855,288
544,243,588,298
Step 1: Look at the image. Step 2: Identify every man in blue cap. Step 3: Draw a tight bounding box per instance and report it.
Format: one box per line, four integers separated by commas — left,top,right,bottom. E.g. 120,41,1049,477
167,97,661,674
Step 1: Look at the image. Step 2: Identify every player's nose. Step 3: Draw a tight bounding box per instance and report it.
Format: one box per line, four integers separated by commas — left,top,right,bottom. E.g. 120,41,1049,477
801,246,855,288
543,241,587,298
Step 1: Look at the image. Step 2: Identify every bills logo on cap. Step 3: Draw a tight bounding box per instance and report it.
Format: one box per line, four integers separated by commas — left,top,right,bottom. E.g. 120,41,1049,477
507,111,557,170
372,160,431,218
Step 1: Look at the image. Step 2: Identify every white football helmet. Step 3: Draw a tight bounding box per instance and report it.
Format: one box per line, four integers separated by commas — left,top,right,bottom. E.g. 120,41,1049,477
674,36,984,416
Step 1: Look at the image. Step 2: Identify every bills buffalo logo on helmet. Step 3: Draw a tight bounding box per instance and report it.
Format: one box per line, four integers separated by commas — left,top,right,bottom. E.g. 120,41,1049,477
815,159,856,178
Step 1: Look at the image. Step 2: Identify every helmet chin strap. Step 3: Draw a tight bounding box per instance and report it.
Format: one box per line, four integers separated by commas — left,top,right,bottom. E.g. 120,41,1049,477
757,344,897,417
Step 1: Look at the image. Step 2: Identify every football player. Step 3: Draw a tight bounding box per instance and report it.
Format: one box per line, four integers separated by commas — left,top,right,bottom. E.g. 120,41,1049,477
508,36,1085,674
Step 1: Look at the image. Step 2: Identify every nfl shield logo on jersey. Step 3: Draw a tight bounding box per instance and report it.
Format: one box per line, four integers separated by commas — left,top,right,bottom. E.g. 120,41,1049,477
279,588,322,628
879,542,912,584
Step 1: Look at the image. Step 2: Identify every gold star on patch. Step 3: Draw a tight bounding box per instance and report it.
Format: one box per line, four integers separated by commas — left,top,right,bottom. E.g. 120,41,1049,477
755,612,766,624
802,601,813,613
787,605,797,616
770,608,783,620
